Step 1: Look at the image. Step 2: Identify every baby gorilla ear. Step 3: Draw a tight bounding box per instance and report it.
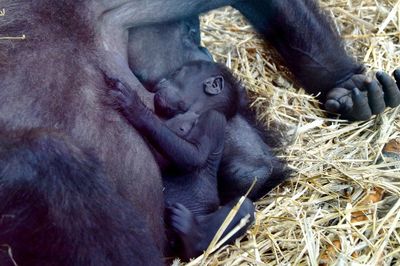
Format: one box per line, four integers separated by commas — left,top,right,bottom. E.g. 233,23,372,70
204,76,224,95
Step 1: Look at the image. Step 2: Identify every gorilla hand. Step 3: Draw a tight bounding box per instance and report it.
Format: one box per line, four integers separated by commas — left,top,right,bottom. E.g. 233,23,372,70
325,69,400,120
106,77,152,127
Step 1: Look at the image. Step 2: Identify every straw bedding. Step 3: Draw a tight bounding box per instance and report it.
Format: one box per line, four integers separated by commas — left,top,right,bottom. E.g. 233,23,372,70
177,1,400,265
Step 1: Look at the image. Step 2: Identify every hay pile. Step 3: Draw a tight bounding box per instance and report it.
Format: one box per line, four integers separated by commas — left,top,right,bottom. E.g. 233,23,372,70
178,1,400,265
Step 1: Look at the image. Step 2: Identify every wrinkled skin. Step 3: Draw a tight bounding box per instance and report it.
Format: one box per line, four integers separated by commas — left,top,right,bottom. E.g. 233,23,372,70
326,71,400,120
108,61,258,261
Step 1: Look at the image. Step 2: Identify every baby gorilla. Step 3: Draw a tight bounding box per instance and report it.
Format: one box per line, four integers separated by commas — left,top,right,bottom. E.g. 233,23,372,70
108,61,255,261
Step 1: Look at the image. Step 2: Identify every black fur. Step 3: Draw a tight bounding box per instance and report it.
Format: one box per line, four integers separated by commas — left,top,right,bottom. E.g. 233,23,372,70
0,0,399,264
233,0,364,100
108,61,256,261
0,128,161,266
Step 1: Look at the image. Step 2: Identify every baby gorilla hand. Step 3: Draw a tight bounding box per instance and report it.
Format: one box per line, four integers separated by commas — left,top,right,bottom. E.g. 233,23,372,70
325,69,400,120
106,77,147,120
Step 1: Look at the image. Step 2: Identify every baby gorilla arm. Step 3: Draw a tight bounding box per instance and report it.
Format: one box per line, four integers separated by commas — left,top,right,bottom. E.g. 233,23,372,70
108,80,226,171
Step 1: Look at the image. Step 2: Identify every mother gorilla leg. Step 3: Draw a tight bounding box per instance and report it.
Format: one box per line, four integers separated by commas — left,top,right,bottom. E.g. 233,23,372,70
0,128,160,266
0,1,169,265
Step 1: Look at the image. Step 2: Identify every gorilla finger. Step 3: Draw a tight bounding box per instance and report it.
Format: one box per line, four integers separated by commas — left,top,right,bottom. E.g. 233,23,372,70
108,91,128,106
173,203,189,212
109,90,124,99
351,75,370,90
171,214,183,224
394,68,400,84
172,217,189,230
325,88,353,114
351,87,372,120
326,87,351,100
367,80,385,114
377,71,400,108
118,84,134,98
325,97,353,114
171,206,187,217
171,221,185,232
391,69,400,105
114,81,125,89
325,99,341,113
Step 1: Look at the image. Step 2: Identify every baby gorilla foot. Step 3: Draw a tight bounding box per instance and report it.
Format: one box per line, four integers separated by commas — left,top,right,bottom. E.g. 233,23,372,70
168,203,202,260
325,69,400,120
166,199,255,261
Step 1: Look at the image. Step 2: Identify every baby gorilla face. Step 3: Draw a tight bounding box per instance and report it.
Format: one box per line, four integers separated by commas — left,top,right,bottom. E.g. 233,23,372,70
153,61,228,120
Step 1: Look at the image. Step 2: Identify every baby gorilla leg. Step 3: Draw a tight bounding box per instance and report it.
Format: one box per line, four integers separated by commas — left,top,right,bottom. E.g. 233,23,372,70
167,198,255,261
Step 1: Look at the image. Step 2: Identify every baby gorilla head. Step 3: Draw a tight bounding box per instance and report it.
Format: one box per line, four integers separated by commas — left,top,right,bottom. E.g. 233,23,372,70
153,60,242,120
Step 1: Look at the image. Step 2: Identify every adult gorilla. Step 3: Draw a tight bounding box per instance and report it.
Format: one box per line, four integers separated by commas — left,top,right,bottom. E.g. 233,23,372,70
127,1,400,202
128,1,400,121
0,1,398,266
